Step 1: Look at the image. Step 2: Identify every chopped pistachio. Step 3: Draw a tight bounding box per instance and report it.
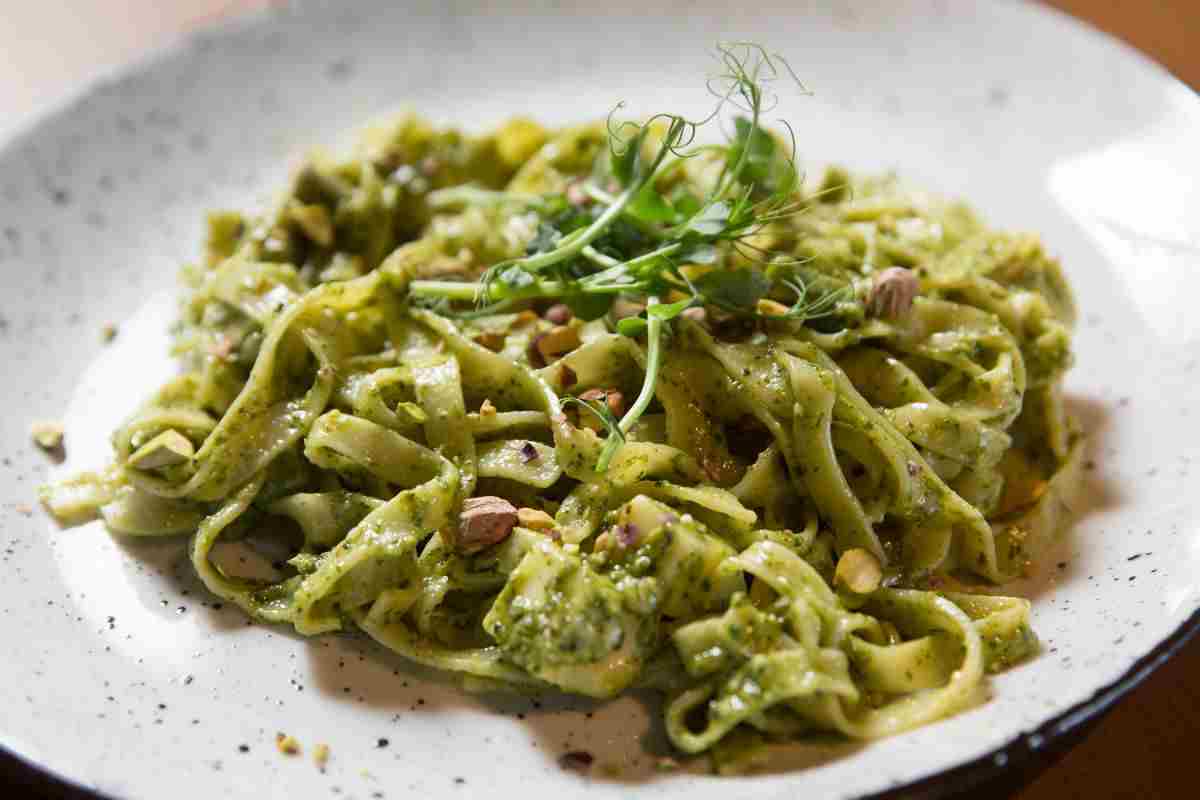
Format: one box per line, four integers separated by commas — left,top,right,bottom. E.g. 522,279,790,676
30,421,64,452
530,324,581,366
127,429,195,470
275,732,302,756
473,330,506,352
610,297,645,321
313,742,330,770
100,323,118,343
457,496,518,552
544,303,573,325
755,298,790,316
510,309,538,328
479,398,497,417
868,267,919,319
517,507,555,531
580,388,626,417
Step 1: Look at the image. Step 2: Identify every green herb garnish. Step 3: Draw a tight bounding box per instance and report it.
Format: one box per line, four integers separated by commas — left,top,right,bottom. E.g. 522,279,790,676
412,43,853,470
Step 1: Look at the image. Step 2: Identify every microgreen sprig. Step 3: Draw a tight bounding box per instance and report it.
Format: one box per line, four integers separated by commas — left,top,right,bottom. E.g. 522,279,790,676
410,43,854,470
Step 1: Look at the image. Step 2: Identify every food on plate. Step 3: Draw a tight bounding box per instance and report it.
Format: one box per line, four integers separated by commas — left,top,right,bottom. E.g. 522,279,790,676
42,44,1079,772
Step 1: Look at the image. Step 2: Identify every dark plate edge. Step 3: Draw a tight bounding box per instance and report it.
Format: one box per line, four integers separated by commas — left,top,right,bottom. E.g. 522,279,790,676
3,605,1199,799
862,604,1200,799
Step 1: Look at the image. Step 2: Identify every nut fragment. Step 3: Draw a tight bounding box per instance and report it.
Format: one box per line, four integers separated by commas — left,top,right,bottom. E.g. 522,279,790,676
610,297,646,321
529,325,580,366
580,388,626,417
275,732,302,756
680,307,707,323
834,548,883,595
517,507,555,530
128,429,194,470
473,330,506,352
511,310,539,328
479,398,497,417
30,421,64,452
457,496,519,552
313,742,330,770
573,389,626,433
755,298,790,316
868,267,919,319
544,303,573,325
559,363,578,389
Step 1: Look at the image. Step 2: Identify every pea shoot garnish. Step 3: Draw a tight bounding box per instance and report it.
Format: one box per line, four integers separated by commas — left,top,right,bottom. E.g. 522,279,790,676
410,43,854,470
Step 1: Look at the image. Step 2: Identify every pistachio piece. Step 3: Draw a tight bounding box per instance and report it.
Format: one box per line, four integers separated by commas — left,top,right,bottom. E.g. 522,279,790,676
529,324,580,366
834,548,883,595
313,743,331,770
868,267,919,319
580,388,626,417
516,507,555,531
128,429,195,470
457,496,519,552
544,303,573,325
473,330,506,352
755,298,790,316
275,732,302,756
30,421,64,452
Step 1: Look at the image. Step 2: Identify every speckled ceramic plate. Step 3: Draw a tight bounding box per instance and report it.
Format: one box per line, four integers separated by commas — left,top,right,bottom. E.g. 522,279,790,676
2,1,1199,798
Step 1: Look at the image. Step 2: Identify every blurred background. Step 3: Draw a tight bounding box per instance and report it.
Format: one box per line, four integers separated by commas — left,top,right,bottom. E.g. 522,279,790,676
0,1,1196,798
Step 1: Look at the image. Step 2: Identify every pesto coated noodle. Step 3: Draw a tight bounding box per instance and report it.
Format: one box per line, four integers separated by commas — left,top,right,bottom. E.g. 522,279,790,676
43,45,1080,773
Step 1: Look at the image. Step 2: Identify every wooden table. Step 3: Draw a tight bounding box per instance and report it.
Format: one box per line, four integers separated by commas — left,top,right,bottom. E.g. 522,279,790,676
1,2,1196,798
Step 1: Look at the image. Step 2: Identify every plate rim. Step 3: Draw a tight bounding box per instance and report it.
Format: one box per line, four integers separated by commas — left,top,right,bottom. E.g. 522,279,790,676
4,609,1196,799
2,1,1199,798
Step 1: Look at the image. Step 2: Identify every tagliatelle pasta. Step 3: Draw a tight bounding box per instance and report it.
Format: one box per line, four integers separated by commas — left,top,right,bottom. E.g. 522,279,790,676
41,45,1079,772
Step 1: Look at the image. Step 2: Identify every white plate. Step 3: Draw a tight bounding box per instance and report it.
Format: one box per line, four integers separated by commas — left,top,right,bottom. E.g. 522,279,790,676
2,1,1199,798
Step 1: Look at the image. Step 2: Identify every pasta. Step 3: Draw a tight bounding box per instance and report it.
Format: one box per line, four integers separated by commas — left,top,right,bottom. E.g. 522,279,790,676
42,46,1079,772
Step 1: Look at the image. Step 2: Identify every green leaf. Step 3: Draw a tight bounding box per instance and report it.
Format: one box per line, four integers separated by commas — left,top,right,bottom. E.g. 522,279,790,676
616,317,648,337
695,269,771,310
626,182,676,224
678,243,718,265
564,291,614,322
670,189,703,218
730,116,776,187
647,297,694,321
611,127,648,187
686,201,731,236
526,222,566,255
